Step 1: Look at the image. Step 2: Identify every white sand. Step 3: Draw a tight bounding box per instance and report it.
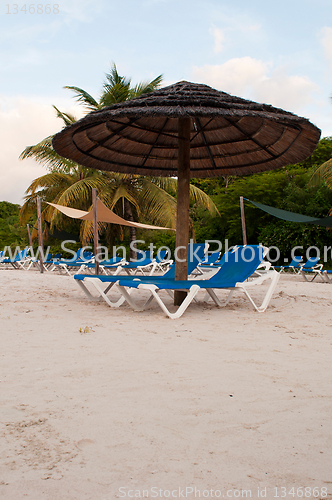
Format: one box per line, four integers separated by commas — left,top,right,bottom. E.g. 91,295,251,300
0,268,332,500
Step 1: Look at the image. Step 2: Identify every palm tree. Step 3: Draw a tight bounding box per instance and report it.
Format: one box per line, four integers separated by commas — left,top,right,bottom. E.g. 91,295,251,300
64,63,163,111
19,65,219,257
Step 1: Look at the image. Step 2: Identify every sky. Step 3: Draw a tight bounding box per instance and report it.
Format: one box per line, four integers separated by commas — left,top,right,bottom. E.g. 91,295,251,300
1,0,332,204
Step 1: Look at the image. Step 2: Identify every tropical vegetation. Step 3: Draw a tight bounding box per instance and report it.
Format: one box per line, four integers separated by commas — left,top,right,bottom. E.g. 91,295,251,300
1,66,332,265
2,136,332,264
18,65,218,258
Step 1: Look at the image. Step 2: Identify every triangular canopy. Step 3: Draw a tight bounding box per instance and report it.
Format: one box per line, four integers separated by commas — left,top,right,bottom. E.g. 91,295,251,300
48,199,175,231
245,198,332,227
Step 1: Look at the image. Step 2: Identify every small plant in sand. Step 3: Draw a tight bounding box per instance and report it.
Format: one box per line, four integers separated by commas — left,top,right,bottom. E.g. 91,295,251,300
79,326,90,334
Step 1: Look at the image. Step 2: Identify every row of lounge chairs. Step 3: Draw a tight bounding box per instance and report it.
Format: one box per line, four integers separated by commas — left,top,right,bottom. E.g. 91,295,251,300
271,256,331,282
73,244,280,319
0,247,332,283
0,247,32,270
4,243,332,317
2,245,332,286
50,249,173,276
0,247,172,276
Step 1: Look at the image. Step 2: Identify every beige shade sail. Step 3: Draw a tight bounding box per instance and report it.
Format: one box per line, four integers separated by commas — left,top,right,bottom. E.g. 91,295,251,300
48,199,175,231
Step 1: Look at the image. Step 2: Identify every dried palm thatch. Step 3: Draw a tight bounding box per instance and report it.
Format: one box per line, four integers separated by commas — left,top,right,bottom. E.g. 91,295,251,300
52,81,321,178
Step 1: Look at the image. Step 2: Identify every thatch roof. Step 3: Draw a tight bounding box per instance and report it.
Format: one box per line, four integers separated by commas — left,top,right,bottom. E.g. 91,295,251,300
52,81,321,178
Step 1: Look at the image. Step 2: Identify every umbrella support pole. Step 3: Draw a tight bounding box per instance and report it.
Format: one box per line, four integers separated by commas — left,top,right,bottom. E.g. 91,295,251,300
37,196,44,273
92,188,100,275
174,116,191,306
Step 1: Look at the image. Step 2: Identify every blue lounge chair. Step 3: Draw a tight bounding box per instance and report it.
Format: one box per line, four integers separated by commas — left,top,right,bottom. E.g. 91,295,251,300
272,256,303,273
193,251,221,275
30,252,63,271
74,243,206,305
78,255,126,275
298,257,323,282
121,250,173,276
115,250,159,276
114,245,279,319
51,249,95,275
321,269,332,283
0,247,31,270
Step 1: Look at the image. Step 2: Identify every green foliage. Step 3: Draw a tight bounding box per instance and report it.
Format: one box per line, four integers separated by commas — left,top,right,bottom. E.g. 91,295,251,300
302,136,332,169
191,137,332,263
0,202,29,249
19,65,217,260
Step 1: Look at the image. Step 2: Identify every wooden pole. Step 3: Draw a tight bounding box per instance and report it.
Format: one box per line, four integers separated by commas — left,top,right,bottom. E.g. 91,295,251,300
240,196,247,245
174,116,191,306
36,196,44,273
26,224,33,249
92,188,100,275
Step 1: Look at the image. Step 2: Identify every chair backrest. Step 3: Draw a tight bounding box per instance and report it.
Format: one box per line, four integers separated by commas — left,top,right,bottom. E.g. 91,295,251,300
135,249,147,260
76,248,94,261
155,250,168,263
201,251,221,265
101,256,124,265
289,256,303,267
130,256,154,266
208,245,265,286
14,247,29,261
162,243,206,279
302,256,319,269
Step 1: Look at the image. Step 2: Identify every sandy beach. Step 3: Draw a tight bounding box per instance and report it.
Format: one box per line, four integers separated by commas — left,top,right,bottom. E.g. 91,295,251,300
0,268,331,500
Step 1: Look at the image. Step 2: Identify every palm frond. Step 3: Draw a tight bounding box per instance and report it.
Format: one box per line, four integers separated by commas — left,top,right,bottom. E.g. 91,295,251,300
24,172,71,195
138,179,177,228
310,159,332,189
189,184,220,215
19,136,77,173
100,82,130,106
108,184,140,214
56,177,109,208
151,176,178,195
149,177,219,215
64,86,100,111
80,218,107,246
129,75,163,98
52,105,77,127
104,63,131,88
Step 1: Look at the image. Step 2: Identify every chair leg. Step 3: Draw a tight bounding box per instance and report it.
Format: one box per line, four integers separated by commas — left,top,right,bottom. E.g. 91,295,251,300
205,288,224,306
116,285,155,312
117,284,201,319
84,278,126,307
75,279,101,301
238,271,280,312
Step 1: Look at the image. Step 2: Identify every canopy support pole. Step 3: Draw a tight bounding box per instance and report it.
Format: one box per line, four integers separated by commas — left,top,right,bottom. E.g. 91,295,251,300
27,224,33,249
240,196,247,245
92,188,100,275
36,196,44,273
174,116,191,306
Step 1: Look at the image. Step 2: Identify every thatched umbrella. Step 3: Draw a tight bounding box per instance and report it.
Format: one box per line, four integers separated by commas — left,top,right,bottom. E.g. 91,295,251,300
52,81,321,304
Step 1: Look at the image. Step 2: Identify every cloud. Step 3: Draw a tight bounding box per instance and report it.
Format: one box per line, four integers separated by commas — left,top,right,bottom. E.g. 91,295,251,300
191,56,319,113
209,25,225,54
0,96,82,204
192,57,267,96
320,26,332,68
60,0,105,23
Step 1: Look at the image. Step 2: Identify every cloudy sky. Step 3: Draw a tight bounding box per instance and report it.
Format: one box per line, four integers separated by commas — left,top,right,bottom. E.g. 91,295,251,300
1,0,332,204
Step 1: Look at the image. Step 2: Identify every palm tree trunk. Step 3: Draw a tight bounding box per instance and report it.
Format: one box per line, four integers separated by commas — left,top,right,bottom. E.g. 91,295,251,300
124,199,137,261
